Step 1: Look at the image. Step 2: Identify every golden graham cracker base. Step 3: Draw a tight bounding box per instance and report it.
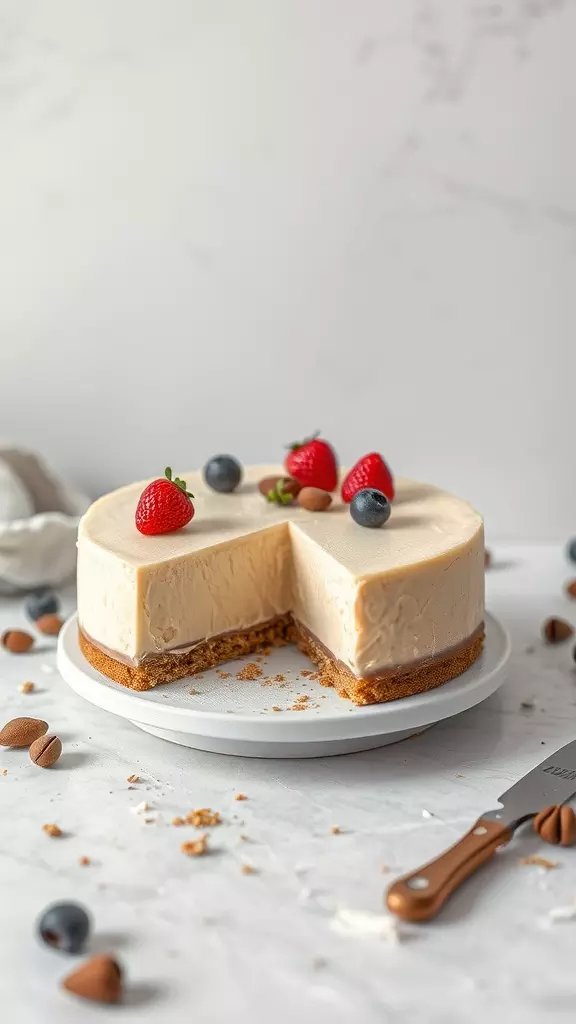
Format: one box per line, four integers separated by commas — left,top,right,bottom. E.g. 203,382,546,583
79,619,484,707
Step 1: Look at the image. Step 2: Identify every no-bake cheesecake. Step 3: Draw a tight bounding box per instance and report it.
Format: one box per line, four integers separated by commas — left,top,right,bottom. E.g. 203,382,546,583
77,464,485,705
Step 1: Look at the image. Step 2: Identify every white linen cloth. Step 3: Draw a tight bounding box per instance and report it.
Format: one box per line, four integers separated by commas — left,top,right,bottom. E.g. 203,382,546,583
0,444,90,593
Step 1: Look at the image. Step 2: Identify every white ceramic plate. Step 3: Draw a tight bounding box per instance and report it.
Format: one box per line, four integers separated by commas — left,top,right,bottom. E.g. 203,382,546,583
58,612,510,758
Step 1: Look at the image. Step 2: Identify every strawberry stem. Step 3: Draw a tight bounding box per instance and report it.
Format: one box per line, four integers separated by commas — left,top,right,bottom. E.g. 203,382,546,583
164,467,194,500
286,430,320,452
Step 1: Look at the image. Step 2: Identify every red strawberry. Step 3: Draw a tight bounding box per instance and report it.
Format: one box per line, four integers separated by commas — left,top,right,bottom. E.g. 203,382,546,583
341,453,395,503
135,467,195,536
285,432,338,492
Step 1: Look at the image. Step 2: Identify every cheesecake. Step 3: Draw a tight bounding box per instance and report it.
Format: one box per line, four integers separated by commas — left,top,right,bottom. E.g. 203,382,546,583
77,465,484,705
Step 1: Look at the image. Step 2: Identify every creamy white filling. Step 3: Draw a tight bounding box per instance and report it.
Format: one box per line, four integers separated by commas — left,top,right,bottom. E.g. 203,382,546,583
77,468,485,677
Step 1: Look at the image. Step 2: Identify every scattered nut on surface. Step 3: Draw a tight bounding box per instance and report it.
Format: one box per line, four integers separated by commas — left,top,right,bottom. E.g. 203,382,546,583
181,835,208,856
534,804,576,847
35,614,63,636
79,856,91,866
330,825,341,835
566,580,576,600
0,717,48,748
62,954,122,1004
126,774,139,783
19,681,34,694
235,794,247,801
1,629,34,654
542,617,574,644
30,734,62,768
43,823,62,837
297,487,332,512
172,816,185,827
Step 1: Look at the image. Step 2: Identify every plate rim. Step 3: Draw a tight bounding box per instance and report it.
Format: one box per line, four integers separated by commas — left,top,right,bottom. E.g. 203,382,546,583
57,613,510,743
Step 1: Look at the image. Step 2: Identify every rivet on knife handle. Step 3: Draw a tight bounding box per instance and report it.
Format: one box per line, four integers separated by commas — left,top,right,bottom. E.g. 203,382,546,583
386,817,512,922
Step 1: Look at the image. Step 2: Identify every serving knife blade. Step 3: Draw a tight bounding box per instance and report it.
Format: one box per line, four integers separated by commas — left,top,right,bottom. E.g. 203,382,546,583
490,739,576,825
386,739,576,923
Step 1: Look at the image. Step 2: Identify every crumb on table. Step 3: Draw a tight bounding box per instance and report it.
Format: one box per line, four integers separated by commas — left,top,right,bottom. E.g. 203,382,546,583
181,835,208,857
42,824,62,837
186,808,221,828
520,855,558,870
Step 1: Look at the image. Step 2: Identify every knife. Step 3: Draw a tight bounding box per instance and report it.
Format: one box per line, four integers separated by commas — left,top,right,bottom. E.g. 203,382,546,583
386,738,576,922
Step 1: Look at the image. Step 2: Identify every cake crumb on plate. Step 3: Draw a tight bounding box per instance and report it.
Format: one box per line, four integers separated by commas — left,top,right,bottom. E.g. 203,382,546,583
236,663,263,681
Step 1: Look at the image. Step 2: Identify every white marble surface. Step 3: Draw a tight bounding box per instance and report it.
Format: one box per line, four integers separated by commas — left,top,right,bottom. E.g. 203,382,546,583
2,545,576,1021
1,1,576,537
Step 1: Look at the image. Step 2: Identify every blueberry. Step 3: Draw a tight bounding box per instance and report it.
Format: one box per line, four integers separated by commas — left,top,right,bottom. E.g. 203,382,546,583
350,488,391,529
38,902,91,954
203,455,242,494
567,539,576,564
25,587,60,622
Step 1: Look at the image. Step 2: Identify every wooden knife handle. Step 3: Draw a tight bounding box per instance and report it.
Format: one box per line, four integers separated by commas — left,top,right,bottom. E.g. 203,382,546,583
386,817,512,922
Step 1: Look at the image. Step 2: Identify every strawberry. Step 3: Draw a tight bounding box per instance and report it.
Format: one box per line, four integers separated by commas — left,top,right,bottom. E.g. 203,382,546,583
135,467,195,536
285,432,338,492
341,453,395,503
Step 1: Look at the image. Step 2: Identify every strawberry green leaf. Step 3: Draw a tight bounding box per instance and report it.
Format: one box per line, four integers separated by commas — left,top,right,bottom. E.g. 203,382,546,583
285,430,320,451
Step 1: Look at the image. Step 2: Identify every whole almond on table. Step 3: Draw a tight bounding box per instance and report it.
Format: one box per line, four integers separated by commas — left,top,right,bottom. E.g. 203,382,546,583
29,734,62,768
35,614,63,636
297,487,332,512
1,629,34,653
542,617,574,644
0,717,48,747
566,580,576,599
63,955,122,1004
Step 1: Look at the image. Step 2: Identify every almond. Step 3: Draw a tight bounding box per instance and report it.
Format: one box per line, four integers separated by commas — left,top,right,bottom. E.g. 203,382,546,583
297,487,332,512
62,955,122,1004
258,476,301,503
29,733,62,768
566,579,576,600
35,613,63,636
0,717,48,747
542,617,574,644
1,629,34,654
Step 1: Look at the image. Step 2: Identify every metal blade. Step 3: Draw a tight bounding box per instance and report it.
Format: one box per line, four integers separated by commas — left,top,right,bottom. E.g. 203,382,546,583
497,739,576,822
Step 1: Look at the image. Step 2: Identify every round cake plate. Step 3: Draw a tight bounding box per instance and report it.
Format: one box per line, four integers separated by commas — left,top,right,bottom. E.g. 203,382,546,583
57,613,510,758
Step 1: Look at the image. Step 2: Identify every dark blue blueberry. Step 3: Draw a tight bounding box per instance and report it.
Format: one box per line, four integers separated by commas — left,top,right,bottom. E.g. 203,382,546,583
350,488,391,529
25,587,60,622
38,902,91,954
203,455,242,493
567,539,576,564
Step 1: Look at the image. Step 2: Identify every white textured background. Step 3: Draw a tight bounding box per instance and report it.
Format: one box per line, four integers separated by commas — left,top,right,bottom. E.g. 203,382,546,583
1,0,575,539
